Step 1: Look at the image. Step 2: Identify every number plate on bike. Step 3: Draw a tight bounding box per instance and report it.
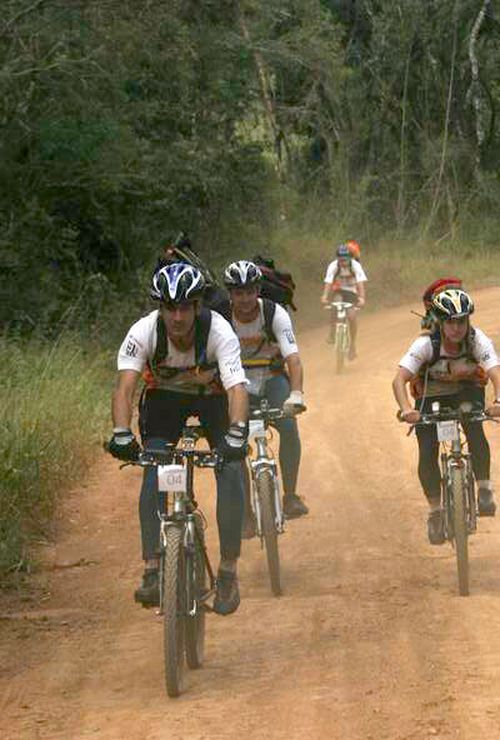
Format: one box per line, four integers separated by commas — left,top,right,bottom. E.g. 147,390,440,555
248,419,266,440
437,420,459,442
157,464,187,492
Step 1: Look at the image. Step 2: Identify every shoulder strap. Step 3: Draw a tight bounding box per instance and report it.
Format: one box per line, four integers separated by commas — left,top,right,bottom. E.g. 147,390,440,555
429,328,441,366
262,298,277,343
194,307,213,366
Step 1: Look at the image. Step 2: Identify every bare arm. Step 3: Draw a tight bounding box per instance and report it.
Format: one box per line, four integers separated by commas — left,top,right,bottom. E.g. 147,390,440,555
226,382,248,425
112,369,141,428
321,283,331,304
357,281,366,306
285,352,303,392
392,366,420,423
486,365,500,416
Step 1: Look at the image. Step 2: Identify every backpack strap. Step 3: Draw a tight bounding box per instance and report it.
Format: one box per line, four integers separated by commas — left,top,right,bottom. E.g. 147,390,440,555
262,298,277,343
194,307,213,367
332,259,356,283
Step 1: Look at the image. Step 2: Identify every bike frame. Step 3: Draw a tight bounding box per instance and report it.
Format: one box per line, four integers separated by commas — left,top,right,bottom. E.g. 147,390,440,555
135,429,218,617
248,402,285,539
438,422,477,538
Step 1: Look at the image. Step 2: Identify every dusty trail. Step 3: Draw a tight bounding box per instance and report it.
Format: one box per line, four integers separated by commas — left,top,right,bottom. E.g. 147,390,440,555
2,289,500,740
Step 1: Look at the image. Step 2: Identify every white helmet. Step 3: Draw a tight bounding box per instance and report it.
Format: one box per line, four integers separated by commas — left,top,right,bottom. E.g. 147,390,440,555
223,260,262,288
431,288,474,321
150,263,205,303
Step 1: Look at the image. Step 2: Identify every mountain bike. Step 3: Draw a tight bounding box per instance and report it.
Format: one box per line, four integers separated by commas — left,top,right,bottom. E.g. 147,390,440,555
247,399,305,596
325,301,354,374
415,401,496,596
128,424,219,697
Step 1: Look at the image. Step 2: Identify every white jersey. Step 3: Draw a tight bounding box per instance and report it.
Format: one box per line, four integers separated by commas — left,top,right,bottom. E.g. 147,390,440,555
232,298,299,396
117,309,247,395
324,258,367,293
399,328,499,397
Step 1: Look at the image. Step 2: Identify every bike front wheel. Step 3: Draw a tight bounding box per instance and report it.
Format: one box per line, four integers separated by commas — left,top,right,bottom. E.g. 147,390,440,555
450,466,469,596
256,470,282,596
185,514,207,670
163,525,186,697
336,324,348,374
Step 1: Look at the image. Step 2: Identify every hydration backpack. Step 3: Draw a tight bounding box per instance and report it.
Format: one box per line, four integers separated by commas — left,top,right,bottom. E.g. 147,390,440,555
252,255,297,311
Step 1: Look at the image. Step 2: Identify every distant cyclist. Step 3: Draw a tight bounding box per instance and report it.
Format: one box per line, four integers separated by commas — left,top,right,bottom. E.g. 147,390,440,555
392,288,500,544
321,243,368,359
223,260,308,522
107,263,248,615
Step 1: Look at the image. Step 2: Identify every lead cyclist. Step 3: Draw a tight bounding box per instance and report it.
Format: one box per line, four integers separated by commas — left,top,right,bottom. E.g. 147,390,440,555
392,288,500,545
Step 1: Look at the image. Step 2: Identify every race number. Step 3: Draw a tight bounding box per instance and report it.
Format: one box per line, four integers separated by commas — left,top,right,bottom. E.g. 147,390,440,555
157,464,187,492
248,419,266,440
437,420,459,443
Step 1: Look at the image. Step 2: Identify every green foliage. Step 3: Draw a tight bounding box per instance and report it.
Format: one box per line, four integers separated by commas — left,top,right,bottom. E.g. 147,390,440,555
0,336,112,575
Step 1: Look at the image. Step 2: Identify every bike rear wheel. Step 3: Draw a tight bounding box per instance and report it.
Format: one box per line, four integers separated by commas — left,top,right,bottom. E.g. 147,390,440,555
450,466,469,596
185,514,207,669
257,470,282,596
163,525,186,697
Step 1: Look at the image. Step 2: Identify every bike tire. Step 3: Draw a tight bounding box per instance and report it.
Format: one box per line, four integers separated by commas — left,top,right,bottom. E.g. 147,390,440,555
335,325,345,374
163,525,186,697
185,514,207,670
257,470,282,596
450,466,469,596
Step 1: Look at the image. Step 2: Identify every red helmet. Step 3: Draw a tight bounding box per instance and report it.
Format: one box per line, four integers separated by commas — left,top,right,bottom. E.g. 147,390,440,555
422,277,462,310
346,239,361,260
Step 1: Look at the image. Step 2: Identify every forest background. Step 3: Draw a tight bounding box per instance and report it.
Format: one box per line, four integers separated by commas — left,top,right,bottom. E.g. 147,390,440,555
1,0,500,575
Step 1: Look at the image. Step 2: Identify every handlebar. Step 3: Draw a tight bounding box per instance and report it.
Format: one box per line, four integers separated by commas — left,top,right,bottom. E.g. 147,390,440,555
124,446,220,469
324,301,354,310
251,404,306,423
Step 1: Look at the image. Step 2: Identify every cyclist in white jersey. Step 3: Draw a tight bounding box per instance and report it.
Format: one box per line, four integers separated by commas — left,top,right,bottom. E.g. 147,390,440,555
107,263,249,615
321,243,367,359
223,260,308,523
392,288,500,544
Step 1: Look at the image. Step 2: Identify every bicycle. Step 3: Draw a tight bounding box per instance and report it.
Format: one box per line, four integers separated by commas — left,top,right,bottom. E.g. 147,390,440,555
325,300,354,374
126,424,219,697
414,401,496,596
247,399,305,596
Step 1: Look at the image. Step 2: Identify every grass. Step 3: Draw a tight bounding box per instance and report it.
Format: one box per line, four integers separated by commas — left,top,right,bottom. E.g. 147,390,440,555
0,336,113,577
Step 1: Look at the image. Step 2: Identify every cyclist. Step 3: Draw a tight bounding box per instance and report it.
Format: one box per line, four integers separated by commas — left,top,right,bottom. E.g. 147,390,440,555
420,277,462,331
392,288,500,544
107,263,249,615
321,243,368,359
223,260,308,522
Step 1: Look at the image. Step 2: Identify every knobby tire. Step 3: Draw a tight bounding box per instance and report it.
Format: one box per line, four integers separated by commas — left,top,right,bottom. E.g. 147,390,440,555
185,514,207,669
163,525,186,697
450,466,469,596
257,470,282,596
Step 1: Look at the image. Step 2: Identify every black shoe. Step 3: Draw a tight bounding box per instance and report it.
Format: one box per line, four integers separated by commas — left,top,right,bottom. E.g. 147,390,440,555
283,493,309,519
427,510,445,545
134,569,160,607
213,570,240,616
241,512,257,540
478,488,496,517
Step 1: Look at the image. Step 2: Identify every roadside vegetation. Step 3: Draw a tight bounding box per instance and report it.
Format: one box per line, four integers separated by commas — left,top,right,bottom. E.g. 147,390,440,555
2,0,500,578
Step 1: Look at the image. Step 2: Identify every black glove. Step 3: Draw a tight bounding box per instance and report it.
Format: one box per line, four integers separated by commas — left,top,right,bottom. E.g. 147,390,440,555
107,429,141,462
217,422,248,462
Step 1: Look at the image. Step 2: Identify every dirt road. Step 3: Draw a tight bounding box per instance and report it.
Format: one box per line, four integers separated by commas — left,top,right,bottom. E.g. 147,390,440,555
2,290,500,740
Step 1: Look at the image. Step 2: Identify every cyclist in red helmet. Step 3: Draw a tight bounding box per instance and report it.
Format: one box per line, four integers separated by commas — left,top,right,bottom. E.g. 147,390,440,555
393,287,500,544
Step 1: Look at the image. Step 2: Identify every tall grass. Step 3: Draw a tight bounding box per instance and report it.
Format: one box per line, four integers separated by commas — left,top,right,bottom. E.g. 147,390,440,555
0,337,112,576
